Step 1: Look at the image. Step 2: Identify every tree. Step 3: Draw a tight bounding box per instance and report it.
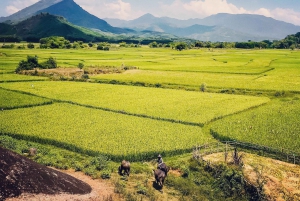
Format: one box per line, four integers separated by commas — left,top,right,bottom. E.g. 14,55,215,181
41,57,57,69
88,42,93,47
97,45,104,50
175,42,187,51
149,41,158,48
15,55,39,73
27,43,35,49
78,63,84,70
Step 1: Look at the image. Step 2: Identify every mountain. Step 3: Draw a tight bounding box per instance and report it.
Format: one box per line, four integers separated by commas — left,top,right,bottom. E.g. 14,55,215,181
0,0,63,23
0,13,180,44
106,13,300,41
198,13,300,39
36,0,131,34
0,13,110,42
0,0,132,34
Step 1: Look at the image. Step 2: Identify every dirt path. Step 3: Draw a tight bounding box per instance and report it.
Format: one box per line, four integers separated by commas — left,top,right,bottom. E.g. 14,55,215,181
6,169,123,201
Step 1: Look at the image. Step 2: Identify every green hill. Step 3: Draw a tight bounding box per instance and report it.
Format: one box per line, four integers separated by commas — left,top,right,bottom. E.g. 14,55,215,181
0,13,110,42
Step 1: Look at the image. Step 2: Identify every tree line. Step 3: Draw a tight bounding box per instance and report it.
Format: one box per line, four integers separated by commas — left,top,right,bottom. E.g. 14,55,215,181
3,32,300,50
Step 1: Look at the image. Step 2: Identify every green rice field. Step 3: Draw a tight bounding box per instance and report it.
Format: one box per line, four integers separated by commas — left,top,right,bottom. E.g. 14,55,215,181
0,81,269,125
0,88,52,109
1,46,300,160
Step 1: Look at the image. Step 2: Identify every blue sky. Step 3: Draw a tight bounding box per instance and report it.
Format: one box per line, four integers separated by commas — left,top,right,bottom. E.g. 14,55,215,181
1,0,300,25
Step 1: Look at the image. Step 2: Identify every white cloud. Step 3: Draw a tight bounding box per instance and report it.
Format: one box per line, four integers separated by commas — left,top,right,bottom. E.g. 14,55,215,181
183,0,247,17
75,0,143,20
158,0,300,25
245,7,300,25
5,0,39,14
105,0,132,19
159,0,247,19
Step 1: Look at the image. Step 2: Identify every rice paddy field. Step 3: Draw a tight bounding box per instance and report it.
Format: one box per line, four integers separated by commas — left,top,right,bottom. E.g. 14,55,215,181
1,46,300,160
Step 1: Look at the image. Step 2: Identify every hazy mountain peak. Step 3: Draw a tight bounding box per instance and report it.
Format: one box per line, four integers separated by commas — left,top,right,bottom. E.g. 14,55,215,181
0,0,63,23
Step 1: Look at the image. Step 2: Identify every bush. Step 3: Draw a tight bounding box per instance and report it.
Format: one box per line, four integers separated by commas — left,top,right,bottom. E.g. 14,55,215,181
90,155,108,170
27,43,35,49
41,57,57,69
101,169,111,179
17,45,25,49
200,83,207,92
103,46,109,51
15,55,39,73
97,45,104,50
78,62,84,70
1,44,15,49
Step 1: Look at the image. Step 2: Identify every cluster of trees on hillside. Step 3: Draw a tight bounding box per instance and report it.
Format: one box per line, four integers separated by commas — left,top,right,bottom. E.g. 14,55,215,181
39,36,88,49
15,55,57,73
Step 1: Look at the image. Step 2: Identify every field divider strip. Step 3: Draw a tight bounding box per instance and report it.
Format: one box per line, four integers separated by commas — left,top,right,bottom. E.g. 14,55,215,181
1,101,54,110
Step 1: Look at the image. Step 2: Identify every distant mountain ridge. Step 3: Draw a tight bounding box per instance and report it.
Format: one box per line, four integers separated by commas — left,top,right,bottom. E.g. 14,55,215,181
0,0,62,23
0,0,132,34
105,13,300,41
0,13,109,42
2,0,299,42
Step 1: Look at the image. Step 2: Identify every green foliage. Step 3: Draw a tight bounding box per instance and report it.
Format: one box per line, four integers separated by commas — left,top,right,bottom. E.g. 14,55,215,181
215,166,245,197
27,43,35,49
78,62,84,70
88,42,93,47
175,42,188,51
149,41,158,48
101,169,111,179
15,55,39,72
1,44,15,49
40,36,71,49
15,55,57,72
97,45,104,50
136,183,147,195
119,42,127,47
90,155,108,170
41,57,57,69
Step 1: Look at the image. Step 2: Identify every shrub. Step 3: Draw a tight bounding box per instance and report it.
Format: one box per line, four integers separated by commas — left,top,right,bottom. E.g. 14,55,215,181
17,45,25,49
1,44,15,49
78,62,84,70
15,55,39,73
27,43,35,49
90,155,108,170
101,169,111,179
200,83,207,92
41,57,57,69
97,45,104,50
104,46,109,51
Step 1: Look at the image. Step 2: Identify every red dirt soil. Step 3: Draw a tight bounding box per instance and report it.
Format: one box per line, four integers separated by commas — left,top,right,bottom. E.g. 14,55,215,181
0,147,92,200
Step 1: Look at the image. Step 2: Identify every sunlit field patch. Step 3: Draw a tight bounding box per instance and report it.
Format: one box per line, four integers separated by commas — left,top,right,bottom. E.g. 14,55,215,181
0,103,214,160
0,88,52,109
210,97,300,152
0,81,270,125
